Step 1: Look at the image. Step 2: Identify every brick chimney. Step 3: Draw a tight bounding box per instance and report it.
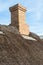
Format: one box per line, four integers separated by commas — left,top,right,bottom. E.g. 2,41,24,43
9,4,29,35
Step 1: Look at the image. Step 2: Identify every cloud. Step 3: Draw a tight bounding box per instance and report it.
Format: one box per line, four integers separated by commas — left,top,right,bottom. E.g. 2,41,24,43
27,0,43,21
35,0,42,21
30,23,43,35
36,11,41,21
26,0,43,35
0,0,43,35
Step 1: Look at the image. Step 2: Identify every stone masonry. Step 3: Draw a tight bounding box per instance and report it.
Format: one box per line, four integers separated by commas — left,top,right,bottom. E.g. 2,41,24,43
9,4,29,35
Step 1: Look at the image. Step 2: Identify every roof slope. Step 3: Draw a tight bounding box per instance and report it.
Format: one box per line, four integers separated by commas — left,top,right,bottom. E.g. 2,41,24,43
0,25,43,65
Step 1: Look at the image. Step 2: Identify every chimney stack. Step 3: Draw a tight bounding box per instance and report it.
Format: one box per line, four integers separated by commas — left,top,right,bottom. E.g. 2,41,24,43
9,4,29,35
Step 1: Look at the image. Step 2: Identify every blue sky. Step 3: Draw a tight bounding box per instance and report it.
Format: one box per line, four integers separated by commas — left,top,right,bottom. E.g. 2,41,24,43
0,0,43,35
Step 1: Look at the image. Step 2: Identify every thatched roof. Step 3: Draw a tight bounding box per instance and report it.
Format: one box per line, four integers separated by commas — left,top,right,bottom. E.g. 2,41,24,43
0,25,43,65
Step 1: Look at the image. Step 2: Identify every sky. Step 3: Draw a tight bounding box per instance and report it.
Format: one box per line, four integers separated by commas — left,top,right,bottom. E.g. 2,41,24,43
0,0,43,35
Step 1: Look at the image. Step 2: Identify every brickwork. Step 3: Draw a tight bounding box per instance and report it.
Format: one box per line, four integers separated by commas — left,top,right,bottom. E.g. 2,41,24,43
9,4,29,35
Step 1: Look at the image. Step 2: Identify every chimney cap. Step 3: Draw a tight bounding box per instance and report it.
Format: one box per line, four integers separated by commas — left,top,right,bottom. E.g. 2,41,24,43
9,3,27,12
